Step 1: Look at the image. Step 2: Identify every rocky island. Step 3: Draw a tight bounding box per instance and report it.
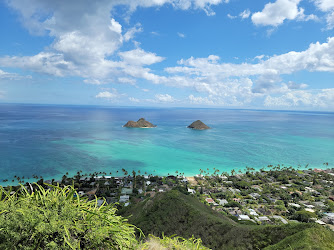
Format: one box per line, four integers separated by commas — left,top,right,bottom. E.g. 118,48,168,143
123,118,156,128
187,120,210,130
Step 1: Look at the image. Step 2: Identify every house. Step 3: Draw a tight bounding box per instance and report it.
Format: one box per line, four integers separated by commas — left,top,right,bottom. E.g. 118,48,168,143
80,177,88,182
249,193,261,199
271,215,288,224
315,220,326,225
229,188,240,194
251,185,262,192
121,188,133,195
78,191,85,196
217,199,228,206
226,207,242,216
288,203,301,208
258,216,270,222
314,201,326,208
322,214,334,225
96,176,112,180
238,215,250,220
180,178,188,183
248,209,258,216
205,198,214,204
119,195,129,203
188,188,196,194
124,181,133,188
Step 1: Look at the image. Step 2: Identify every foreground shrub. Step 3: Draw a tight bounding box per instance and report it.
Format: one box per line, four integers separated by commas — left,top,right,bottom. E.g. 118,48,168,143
139,235,208,250
0,184,138,249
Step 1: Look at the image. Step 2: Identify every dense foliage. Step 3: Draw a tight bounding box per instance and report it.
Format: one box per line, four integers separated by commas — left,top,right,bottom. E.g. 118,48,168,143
119,190,334,249
0,184,138,249
0,184,207,249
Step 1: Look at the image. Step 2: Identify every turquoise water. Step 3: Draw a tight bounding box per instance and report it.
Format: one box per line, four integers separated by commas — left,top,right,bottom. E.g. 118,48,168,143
0,104,333,183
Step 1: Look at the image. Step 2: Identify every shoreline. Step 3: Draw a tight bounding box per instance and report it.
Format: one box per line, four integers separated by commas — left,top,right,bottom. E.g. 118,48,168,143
2,166,333,187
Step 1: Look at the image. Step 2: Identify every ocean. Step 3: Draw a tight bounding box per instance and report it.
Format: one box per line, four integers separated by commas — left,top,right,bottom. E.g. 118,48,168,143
0,104,333,184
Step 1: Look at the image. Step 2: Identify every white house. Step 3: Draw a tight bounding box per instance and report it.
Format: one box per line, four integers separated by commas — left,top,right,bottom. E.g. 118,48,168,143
119,195,129,203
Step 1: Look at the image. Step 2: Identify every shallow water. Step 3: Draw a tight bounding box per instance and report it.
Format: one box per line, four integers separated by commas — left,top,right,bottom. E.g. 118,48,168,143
0,104,333,184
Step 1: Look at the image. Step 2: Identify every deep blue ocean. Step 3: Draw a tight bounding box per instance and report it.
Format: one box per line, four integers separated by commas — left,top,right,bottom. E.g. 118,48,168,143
0,104,333,184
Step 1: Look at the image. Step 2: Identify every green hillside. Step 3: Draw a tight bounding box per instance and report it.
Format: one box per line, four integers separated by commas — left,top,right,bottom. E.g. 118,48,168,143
119,190,334,249
264,226,334,250
0,185,207,249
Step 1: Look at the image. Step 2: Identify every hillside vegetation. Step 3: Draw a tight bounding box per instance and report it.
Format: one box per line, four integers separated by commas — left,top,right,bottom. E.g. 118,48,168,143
0,185,206,249
119,190,334,249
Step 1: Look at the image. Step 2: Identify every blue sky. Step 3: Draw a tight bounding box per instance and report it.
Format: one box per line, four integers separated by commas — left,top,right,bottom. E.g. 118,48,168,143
0,0,333,110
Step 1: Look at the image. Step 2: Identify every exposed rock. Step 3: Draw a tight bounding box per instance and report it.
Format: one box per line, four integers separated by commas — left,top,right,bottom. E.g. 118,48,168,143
187,120,210,130
123,118,156,128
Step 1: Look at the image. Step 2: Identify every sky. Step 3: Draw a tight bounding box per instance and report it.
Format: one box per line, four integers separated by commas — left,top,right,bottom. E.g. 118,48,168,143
0,0,333,110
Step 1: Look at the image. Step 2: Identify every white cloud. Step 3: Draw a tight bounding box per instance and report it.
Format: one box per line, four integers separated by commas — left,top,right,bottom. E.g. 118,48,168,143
1,0,333,109
162,37,334,108
117,77,136,84
129,97,140,102
311,1,334,29
264,88,334,108
167,37,334,77
189,94,215,105
251,0,315,26
227,14,237,19
119,48,165,66
313,0,334,12
0,90,5,99
95,88,124,101
239,9,251,19
326,11,334,29
155,94,176,102
83,79,103,85
0,69,31,80
177,32,186,38
124,23,143,42
1,0,225,82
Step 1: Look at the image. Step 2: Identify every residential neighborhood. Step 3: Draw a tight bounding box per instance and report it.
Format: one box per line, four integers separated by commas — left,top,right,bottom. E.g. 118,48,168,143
7,165,334,231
